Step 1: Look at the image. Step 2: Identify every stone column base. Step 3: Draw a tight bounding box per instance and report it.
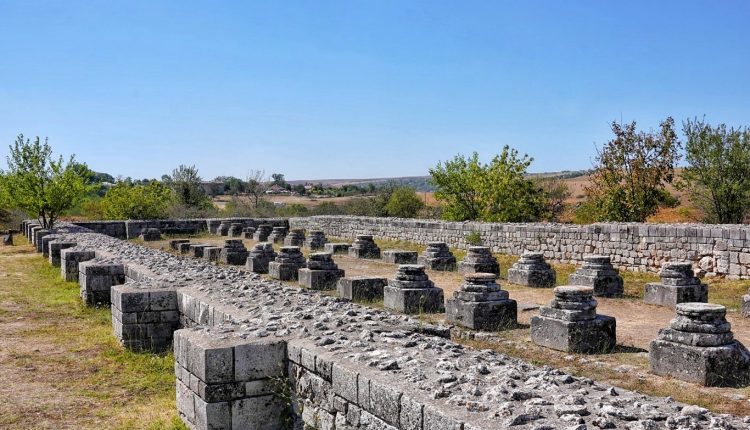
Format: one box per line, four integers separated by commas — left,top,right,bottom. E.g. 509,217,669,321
445,298,517,331
383,286,445,314
530,315,616,353
298,268,344,290
644,283,708,308
649,339,750,387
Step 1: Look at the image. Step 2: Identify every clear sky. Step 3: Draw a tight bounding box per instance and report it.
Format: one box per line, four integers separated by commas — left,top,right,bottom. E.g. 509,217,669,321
1,1,748,181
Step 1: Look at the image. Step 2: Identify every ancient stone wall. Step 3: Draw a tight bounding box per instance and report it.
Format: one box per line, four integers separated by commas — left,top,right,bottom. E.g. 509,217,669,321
72,218,290,240
291,216,750,279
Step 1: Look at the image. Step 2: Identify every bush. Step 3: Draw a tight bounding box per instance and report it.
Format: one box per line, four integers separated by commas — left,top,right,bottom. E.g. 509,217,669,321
101,182,172,220
384,187,424,218
465,230,482,245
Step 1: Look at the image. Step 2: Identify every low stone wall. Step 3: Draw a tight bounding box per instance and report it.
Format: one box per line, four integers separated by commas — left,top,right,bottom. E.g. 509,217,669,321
20,220,749,429
72,217,290,239
291,216,750,279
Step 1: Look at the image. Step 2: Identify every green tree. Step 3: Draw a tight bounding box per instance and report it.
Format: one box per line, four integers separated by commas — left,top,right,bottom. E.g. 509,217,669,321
271,173,286,187
166,164,212,209
0,135,92,228
535,176,571,222
680,118,750,224
584,118,680,222
101,181,172,219
429,146,544,222
384,187,425,218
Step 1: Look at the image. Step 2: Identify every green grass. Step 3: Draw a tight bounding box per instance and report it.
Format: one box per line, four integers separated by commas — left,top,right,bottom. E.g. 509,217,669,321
0,238,186,430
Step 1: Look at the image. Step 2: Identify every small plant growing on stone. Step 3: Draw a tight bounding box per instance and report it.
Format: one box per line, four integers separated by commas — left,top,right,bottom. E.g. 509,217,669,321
465,230,482,246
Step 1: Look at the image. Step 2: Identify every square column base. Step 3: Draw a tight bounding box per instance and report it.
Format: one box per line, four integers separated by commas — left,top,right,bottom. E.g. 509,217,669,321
649,339,750,387
383,286,445,314
644,283,708,308
530,315,616,353
445,298,517,331
298,268,344,290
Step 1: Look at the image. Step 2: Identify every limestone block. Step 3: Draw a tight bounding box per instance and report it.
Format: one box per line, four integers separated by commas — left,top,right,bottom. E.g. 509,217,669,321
568,255,623,297
324,243,350,255
644,262,708,308
337,277,387,302
61,248,96,282
348,235,381,259
458,246,499,275
507,251,556,288
418,242,456,271
446,273,517,331
383,250,418,265
169,239,190,250
383,265,445,314
49,241,76,267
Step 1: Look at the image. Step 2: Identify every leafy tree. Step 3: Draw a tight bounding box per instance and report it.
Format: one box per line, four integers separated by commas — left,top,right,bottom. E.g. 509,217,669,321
292,184,306,195
224,176,245,195
535,176,571,222
101,181,172,219
429,146,544,222
166,164,212,209
271,173,286,187
679,118,750,224
584,118,680,222
0,135,93,228
384,187,425,218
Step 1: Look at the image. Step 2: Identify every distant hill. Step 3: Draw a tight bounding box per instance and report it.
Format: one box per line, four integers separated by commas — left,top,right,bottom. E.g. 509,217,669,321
288,170,590,192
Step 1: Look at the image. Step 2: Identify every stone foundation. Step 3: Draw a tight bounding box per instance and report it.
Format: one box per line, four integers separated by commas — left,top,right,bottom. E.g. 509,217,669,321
650,303,750,387
284,229,306,247
382,250,418,265
298,253,343,290
458,246,499,274
644,262,708,308
219,240,249,265
170,239,190,250
189,244,212,259
383,265,445,314
324,242,350,255
139,228,162,241
228,223,244,238
348,235,381,259
268,247,306,281
417,242,456,271
531,286,616,353
49,240,77,267
304,230,327,250
253,224,273,242
111,283,179,351
446,273,517,331
568,254,624,297
337,277,387,302
61,247,96,282
79,259,126,305
202,247,222,263
268,226,288,244
246,243,277,274
507,251,556,288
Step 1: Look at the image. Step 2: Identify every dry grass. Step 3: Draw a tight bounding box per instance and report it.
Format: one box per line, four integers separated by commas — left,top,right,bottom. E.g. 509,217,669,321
0,237,185,430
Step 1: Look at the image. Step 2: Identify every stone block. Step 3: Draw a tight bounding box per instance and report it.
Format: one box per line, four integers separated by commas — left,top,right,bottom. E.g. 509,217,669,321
61,248,96,283
383,250,418,265
49,241,76,267
530,314,616,353
507,251,556,288
337,277,387,301
348,235,381,259
299,268,345,290
418,242,456,271
324,243,350,255
568,255,623,297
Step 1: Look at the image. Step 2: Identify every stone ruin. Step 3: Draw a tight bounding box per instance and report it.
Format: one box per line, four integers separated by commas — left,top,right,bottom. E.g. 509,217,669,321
568,254,624,297
268,246,306,281
170,239,190,251
304,230,327,250
324,242,350,255
189,243,212,259
383,265,445,314
216,220,230,236
267,226,288,244
446,273,516,331
2,229,13,245
18,219,750,429
417,241,456,271
298,252,344,290
253,224,273,242
337,276,388,302
382,249,418,265
348,234,381,259
242,226,256,239
531,286,616,353
644,262,708,308
507,251,556,288
458,246,499,275
650,302,750,387
202,246,222,263
138,227,161,241
219,239,248,265
283,228,306,247
245,242,277,274
227,222,244,238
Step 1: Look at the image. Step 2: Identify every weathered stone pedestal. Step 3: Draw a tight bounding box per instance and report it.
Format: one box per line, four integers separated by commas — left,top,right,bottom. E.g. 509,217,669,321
2,231,12,246
61,247,96,282
178,242,192,254
337,277,387,301
34,229,51,252
79,258,126,305
202,247,222,263
228,223,244,238
324,242,350,255
446,273,517,331
458,246,499,274
219,240,249,265
645,262,707,308
40,234,61,258
243,227,256,239
304,230,327,250
49,240,76,267
284,229,306,247
650,303,750,387
348,235,381,259
189,244,212,259
216,221,230,236
531,286,616,353
170,239,190,251
267,226,288,244
268,246,306,281
568,255,623,297
507,252,556,288
383,265,445,314
111,283,178,352
253,224,273,242
418,242,456,271
298,253,344,290
383,249,418,264
139,228,162,241
245,243,277,274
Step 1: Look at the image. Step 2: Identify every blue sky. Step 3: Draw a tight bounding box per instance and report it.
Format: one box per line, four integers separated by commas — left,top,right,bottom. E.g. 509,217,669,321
1,1,748,181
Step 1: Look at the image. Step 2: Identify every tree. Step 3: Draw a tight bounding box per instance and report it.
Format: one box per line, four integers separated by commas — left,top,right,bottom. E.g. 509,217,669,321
429,146,544,222
101,181,172,219
0,135,92,228
384,187,425,218
271,173,286,187
535,176,571,222
680,118,750,224
167,164,212,209
244,169,268,208
584,118,680,222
